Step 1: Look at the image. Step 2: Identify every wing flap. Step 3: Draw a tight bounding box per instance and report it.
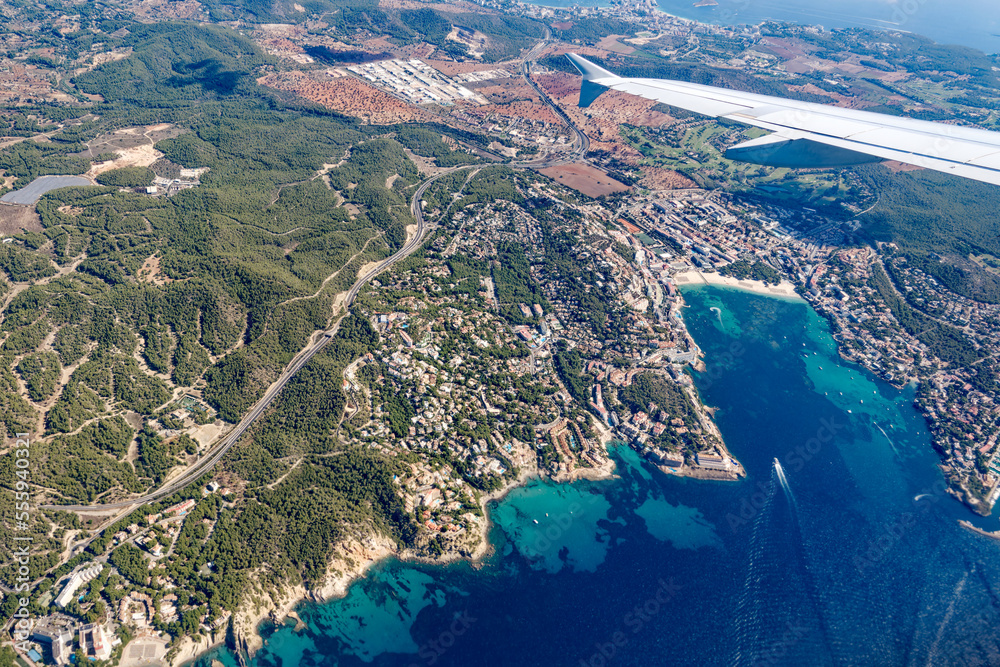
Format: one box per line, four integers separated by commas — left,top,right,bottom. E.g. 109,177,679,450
968,152,1000,169
842,127,1000,164
797,132,1000,186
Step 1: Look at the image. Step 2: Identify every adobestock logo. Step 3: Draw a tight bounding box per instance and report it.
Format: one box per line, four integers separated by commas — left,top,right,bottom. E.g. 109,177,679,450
852,478,948,573
698,340,746,392
889,0,929,26
717,0,752,23
521,491,603,560
408,611,477,667
725,415,845,532
577,578,682,667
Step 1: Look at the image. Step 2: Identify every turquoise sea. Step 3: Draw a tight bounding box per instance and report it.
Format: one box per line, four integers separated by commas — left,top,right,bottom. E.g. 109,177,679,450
193,284,1000,666
528,0,1000,54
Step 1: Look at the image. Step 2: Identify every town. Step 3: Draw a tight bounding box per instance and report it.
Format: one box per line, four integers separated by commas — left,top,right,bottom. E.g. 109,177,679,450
2,0,1000,663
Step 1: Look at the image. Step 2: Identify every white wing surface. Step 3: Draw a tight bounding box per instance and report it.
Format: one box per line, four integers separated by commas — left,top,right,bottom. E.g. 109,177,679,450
567,53,1000,186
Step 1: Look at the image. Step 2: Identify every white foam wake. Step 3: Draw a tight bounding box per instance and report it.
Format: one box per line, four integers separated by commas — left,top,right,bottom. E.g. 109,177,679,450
874,422,900,456
774,459,797,508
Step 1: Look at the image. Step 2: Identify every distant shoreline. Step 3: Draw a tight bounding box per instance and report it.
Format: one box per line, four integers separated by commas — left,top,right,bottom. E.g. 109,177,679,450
674,270,803,301
518,0,998,54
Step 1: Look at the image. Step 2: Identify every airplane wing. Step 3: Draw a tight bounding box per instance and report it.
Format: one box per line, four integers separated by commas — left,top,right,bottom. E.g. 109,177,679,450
566,53,1000,186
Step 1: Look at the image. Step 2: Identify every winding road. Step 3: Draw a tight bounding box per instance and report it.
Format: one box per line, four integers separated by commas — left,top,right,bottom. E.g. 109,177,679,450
39,27,585,515
516,28,590,168
41,167,469,513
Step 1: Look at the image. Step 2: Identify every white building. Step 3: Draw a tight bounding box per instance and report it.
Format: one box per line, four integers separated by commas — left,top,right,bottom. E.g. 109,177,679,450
54,563,103,609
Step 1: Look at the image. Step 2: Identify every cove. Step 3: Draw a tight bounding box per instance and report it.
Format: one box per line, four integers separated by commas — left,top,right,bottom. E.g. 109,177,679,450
192,284,1000,667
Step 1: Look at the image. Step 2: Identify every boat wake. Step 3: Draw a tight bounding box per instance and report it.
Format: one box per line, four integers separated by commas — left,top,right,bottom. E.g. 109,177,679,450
774,459,797,509
874,422,900,456
730,460,832,665
925,570,969,665
710,306,723,326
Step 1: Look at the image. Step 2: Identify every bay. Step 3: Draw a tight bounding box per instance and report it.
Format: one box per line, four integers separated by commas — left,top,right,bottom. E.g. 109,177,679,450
526,0,1000,54
193,284,1000,667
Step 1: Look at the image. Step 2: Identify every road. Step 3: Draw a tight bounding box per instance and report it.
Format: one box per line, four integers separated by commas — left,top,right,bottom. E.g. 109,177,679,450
40,167,468,513
515,28,591,168
36,27,578,514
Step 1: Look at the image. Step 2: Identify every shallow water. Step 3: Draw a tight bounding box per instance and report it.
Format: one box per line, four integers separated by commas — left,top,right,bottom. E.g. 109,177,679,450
194,285,1000,667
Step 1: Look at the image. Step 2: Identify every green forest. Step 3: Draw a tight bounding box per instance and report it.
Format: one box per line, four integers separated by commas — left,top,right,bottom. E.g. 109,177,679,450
0,20,442,621
719,259,782,285
856,165,1000,303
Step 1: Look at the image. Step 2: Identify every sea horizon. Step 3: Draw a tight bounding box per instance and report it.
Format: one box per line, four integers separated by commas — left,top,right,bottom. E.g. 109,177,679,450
523,0,1000,54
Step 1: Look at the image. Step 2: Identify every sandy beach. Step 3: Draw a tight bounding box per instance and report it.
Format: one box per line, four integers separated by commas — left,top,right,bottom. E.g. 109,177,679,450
674,270,802,300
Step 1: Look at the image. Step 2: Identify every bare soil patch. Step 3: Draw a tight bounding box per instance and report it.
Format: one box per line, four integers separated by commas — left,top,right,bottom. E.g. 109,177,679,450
258,71,426,124
357,260,381,281
88,143,163,177
137,254,173,285
883,160,926,174
640,167,697,190
538,164,630,197
0,204,43,234
596,35,635,54
77,124,185,178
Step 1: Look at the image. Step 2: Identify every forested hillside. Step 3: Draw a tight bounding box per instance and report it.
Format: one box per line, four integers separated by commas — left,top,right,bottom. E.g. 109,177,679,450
0,21,428,612
855,165,1000,303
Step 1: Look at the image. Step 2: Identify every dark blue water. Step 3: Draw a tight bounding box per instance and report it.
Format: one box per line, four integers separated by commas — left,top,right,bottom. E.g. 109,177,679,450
527,0,1000,54
194,285,1000,667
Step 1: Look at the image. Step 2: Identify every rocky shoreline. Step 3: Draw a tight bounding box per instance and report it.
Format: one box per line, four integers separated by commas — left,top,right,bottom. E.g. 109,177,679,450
172,448,620,667
173,277,749,667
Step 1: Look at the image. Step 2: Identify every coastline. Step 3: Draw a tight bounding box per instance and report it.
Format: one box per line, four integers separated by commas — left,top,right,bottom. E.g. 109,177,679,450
675,269,802,300
175,533,399,667
175,448,619,667
175,387,741,666
176,278,751,667
958,519,1000,540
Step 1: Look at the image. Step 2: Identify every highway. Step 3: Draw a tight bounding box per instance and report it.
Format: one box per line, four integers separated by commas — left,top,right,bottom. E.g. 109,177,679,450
37,31,581,515
516,29,590,168
40,167,467,513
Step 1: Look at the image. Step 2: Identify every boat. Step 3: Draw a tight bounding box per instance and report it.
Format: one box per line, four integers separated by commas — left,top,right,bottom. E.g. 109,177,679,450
533,519,539,524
